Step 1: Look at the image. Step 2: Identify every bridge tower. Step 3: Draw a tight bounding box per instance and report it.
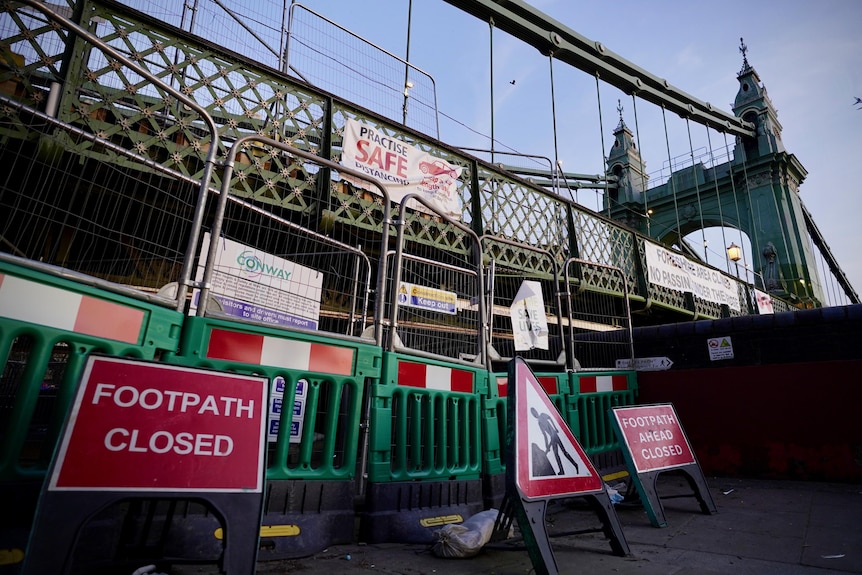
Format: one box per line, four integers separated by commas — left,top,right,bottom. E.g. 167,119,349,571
606,101,650,234
607,41,824,308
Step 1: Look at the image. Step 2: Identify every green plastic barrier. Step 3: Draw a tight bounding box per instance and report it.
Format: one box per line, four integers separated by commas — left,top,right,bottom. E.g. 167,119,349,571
0,261,184,568
566,371,639,456
165,315,380,481
365,352,486,483
0,261,184,482
484,371,569,475
361,352,487,544
163,315,382,560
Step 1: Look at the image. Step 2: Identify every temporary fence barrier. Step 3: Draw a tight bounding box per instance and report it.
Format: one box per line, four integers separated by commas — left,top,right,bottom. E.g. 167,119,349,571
164,314,381,560
565,370,638,480
193,136,383,342
563,258,634,369
164,136,387,559
361,351,486,543
359,191,489,544
482,236,567,370
0,258,185,567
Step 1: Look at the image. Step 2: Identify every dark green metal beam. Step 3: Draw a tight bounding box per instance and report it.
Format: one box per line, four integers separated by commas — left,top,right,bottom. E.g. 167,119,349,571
442,0,756,137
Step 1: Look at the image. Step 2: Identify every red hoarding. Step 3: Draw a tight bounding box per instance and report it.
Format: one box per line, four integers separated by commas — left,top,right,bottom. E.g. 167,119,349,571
611,404,696,473
49,356,267,492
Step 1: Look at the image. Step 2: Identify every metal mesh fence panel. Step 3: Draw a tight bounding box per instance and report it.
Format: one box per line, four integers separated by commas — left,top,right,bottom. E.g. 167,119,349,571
564,258,633,369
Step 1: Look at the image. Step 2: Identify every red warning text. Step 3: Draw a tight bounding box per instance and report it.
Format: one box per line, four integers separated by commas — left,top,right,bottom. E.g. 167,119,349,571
611,404,696,473
49,356,267,493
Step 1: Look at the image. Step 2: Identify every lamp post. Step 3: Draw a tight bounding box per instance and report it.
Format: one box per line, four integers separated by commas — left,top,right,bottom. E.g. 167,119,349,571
727,242,741,278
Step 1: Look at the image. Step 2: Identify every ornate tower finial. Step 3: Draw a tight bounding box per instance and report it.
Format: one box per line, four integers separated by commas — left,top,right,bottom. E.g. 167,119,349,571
739,37,750,72
617,99,624,122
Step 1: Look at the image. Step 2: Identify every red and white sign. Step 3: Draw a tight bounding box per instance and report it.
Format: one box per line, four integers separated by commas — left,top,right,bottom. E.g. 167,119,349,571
611,404,696,473
512,358,602,499
755,289,774,314
49,356,267,493
497,375,559,399
397,360,473,393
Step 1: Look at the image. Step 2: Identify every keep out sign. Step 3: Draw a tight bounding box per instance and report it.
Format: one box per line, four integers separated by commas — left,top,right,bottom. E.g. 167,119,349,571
49,356,267,492
611,404,696,473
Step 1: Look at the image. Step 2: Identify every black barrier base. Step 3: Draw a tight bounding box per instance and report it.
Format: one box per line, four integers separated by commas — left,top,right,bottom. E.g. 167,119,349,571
493,489,630,575
22,492,261,575
590,448,629,481
258,479,355,560
636,465,718,527
360,479,483,544
482,473,506,510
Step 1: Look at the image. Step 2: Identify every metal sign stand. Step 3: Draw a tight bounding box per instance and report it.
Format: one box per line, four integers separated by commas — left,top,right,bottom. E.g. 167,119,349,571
23,491,263,574
493,358,629,575
628,463,717,528
610,403,717,527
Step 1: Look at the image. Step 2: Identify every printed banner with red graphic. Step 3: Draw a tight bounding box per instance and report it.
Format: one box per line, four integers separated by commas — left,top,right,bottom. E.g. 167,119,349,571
340,118,462,218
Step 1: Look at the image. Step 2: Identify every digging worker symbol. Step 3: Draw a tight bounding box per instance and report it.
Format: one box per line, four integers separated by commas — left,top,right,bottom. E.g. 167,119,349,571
531,406,579,476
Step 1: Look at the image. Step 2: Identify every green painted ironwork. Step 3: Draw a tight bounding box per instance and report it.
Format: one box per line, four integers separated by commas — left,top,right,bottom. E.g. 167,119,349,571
0,0,800,324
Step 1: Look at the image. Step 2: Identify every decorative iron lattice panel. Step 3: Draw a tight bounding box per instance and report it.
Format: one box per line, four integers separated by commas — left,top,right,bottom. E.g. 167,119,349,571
3,1,328,213
477,165,568,254
693,296,724,319
573,211,639,296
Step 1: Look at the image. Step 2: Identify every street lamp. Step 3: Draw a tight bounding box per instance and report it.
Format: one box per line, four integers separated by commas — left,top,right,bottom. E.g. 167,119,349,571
727,243,741,278
726,243,741,262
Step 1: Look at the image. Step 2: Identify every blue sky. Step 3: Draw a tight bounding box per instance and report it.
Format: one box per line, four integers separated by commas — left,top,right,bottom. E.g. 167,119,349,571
288,0,862,303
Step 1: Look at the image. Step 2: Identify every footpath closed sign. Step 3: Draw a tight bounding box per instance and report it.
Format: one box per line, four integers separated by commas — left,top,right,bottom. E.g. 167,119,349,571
49,356,268,492
611,404,695,473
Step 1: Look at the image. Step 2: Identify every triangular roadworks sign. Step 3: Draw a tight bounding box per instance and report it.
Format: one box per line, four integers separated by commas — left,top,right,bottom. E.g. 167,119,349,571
511,357,603,500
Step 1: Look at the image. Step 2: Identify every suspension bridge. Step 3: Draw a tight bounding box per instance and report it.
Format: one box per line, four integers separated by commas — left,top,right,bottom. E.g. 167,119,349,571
0,0,860,573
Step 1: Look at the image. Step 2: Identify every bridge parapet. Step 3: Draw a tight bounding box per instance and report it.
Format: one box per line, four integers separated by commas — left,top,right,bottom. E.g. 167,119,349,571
0,0,789,323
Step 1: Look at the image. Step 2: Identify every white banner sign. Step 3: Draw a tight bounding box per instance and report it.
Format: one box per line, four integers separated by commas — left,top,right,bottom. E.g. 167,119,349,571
509,280,549,351
193,233,323,329
341,118,462,218
644,242,741,312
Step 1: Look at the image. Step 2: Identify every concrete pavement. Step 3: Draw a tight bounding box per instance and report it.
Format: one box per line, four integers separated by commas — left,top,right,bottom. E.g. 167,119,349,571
169,475,861,574
253,475,862,575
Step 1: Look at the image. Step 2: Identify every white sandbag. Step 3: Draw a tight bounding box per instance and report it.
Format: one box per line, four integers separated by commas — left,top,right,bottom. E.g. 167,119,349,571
431,509,499,558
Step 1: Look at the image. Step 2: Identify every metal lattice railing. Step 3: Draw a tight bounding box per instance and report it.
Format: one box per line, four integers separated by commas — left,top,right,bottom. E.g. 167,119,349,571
0,0,787,327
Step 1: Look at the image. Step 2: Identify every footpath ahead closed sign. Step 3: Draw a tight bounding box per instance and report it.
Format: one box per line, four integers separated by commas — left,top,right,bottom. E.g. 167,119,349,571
610,403,716,527
49,356,267,492
610,404,695,473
